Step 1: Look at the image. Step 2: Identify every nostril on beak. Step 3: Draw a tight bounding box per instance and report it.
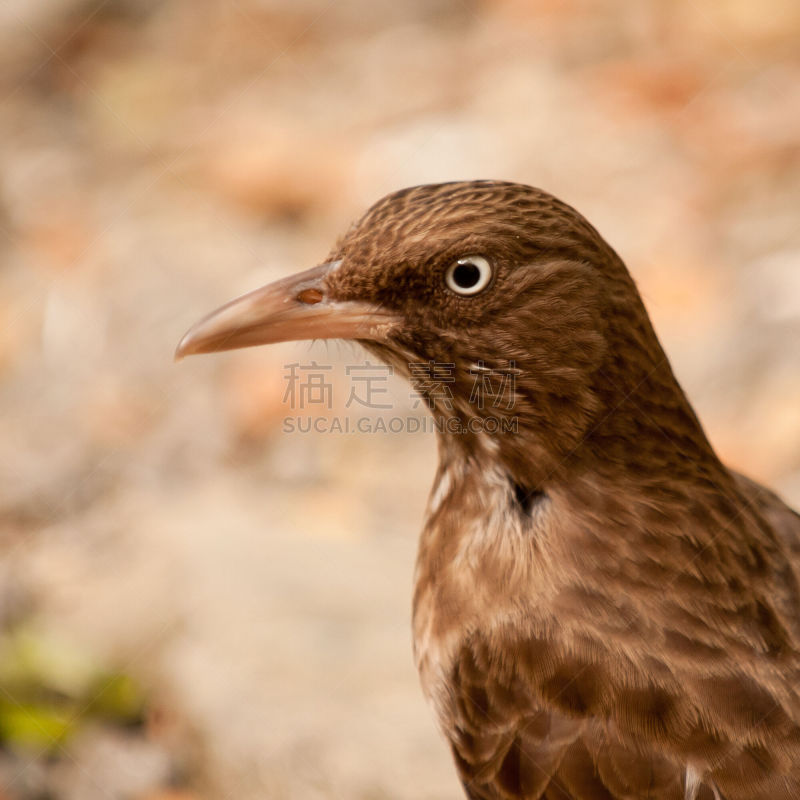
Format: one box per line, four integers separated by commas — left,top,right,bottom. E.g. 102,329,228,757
296,288,324,305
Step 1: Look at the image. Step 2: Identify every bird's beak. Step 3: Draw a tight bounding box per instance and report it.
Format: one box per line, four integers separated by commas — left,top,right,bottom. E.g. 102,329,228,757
175,261,398,359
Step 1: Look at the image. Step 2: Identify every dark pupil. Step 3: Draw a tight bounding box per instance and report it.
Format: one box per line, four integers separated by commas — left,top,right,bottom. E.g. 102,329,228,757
452,262,481,288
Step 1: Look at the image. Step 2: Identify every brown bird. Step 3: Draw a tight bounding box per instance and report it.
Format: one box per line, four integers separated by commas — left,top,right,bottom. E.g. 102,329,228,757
176,181,800,800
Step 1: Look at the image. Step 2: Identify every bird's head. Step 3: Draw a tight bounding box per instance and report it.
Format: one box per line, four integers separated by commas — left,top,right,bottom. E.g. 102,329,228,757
177,181,698,485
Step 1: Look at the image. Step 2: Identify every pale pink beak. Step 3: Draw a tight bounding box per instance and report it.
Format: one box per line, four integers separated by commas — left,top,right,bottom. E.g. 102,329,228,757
175,261,399,359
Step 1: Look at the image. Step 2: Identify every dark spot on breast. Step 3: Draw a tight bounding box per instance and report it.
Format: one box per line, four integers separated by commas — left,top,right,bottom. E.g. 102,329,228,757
512,481,546,515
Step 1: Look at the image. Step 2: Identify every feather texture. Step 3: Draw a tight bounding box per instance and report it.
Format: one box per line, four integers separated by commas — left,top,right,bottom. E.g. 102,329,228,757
332,183,800,799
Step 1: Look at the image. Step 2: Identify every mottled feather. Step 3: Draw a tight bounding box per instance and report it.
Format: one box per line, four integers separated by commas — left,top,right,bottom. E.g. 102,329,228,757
325,182,800,799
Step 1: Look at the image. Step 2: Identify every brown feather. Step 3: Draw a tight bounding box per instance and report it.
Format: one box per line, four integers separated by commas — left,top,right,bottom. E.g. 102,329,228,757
326,182,800,799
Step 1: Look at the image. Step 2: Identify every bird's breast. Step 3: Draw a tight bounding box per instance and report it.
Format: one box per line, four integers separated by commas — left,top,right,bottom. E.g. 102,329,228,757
411,461,557,728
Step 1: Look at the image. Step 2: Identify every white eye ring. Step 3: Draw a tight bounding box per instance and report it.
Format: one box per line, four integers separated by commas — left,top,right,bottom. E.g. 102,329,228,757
445,256,493,296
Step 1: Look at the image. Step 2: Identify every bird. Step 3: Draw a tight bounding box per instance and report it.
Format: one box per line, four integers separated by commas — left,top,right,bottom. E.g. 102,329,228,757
176,180,800,800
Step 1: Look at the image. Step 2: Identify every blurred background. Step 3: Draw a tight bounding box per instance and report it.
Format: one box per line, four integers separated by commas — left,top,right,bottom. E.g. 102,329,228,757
1,0,799,797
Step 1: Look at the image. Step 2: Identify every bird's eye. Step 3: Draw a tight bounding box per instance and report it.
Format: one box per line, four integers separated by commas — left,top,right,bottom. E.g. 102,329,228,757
445,256,492,296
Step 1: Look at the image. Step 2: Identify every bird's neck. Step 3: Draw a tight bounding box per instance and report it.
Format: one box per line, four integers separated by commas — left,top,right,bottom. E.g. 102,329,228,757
431,336,728,502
